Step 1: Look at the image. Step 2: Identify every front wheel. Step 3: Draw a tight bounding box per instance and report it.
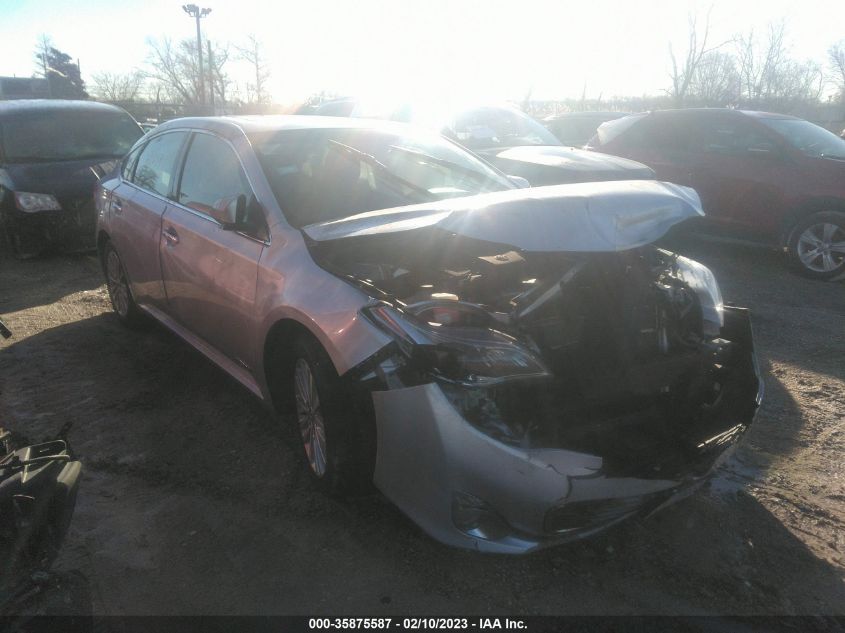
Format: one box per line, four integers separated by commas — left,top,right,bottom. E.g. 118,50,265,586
787,211,845,280
291,337,369,494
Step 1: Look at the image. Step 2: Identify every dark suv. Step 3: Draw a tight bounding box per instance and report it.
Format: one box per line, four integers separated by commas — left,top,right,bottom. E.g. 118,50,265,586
588,109,845,280
0,100,143,257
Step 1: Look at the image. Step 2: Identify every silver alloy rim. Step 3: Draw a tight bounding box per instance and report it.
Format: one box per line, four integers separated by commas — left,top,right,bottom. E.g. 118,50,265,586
294,358,327,477
797,222,845,273
106,250,130,316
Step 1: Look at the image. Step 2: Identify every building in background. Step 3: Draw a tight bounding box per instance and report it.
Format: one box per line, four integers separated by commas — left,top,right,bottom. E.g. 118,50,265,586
0,77,50,100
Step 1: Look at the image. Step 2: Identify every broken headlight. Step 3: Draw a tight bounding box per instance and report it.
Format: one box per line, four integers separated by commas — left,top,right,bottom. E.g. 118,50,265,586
672,255,724,336
362,303,550,387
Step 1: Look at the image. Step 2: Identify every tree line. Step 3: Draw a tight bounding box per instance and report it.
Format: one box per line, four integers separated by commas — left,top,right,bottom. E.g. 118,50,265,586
667,12,844,111
30,16,845,122
31,33,271,117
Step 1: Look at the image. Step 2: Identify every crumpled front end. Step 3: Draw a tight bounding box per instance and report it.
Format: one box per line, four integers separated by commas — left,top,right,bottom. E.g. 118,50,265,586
368,305,760,553
309,184,761,552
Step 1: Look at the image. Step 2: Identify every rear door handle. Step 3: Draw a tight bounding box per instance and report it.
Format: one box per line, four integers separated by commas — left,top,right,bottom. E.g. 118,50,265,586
163,227,179,244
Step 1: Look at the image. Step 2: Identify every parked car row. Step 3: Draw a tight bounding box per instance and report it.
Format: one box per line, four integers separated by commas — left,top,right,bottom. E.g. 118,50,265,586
308,100,656,186
11,95,844,552
302,99,845,280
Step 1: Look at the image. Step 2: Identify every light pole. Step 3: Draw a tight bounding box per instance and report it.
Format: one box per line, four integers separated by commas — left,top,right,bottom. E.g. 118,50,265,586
182,4,212,108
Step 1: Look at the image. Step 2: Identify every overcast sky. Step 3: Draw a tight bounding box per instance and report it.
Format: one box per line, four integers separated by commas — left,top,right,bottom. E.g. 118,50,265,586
1,0,843,106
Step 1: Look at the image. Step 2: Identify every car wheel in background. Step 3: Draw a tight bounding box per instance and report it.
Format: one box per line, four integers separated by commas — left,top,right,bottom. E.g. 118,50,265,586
291,336,367,494
787,211,845,281
102,241,144,326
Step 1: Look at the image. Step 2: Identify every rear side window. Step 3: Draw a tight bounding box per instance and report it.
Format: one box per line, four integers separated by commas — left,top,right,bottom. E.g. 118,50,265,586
691,116,779,154
132,132,187,197
177,133,253,216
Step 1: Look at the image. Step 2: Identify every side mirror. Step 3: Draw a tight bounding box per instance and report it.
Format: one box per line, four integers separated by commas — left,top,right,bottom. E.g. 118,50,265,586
507,175,531,189
216,194,246,231
221,195,268,240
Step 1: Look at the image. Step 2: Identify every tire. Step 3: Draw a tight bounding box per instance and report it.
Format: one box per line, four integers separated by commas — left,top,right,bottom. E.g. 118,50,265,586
787,211,845,281
102,241,144,327
290,336,370,494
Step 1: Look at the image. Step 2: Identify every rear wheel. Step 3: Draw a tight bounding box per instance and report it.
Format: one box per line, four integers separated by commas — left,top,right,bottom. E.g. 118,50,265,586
787,211,845,280
103,241,144,327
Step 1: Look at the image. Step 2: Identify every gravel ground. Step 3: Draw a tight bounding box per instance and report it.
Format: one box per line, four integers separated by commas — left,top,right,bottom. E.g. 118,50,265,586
0,237,843,617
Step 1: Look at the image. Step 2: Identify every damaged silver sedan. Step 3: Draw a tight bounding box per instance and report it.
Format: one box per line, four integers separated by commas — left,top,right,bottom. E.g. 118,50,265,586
95,116,762,553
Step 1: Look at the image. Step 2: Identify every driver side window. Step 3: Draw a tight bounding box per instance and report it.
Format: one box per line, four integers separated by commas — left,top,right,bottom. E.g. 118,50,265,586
178,133,268,240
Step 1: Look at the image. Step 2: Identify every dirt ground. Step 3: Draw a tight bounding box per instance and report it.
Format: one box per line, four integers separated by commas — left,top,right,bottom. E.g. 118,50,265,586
0,236,843,617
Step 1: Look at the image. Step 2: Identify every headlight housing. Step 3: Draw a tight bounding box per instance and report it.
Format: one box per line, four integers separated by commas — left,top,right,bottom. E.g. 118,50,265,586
362,303,550,387
14,192,61,213
673,255,724,336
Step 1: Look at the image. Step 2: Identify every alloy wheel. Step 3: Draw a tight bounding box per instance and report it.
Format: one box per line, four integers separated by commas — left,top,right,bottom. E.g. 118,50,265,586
294,358,328,477
106,250,130,317
796,222,845,273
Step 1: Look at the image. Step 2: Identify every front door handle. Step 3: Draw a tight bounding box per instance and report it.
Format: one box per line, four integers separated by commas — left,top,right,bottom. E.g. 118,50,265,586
111,198,123,213
163,227,179,244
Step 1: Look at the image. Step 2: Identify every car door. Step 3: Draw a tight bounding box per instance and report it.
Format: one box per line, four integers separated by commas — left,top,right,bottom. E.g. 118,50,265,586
159,131,268,370
109,131,189,307
688,113,796,237
609,112,695,187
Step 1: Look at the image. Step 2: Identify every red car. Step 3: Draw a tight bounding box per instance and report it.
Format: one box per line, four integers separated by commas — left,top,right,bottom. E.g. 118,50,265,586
588,109,845,280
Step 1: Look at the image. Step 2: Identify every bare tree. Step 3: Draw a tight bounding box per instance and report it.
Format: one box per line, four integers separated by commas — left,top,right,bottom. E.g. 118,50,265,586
687,51,740,105
736,22,824,106
829,40,845,101
667,7,728,107
91,71,145,103
208,41,232,108
145,36,229,107
235,35,271,105
735,22,786,102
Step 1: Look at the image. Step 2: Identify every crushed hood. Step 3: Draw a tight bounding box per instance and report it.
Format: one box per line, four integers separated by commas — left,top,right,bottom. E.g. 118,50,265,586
486,145,655,175
302,180,703,252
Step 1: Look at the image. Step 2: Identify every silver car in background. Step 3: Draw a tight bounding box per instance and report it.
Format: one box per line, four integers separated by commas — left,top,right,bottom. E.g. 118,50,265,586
95,116,762,553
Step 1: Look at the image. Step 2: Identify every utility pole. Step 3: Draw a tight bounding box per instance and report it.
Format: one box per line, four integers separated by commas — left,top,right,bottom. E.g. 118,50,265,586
207,40,215,114
182,4,212,108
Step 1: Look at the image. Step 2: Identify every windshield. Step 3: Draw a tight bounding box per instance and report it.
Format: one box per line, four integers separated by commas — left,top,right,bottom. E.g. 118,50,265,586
546,114,626,145
591,113,647,147
757,117,845,159
0,110,143,163
250,126,513,228
445,107,561,150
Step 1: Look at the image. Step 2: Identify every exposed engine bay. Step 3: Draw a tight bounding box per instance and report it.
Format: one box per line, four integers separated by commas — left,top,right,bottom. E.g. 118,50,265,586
308,228,760,480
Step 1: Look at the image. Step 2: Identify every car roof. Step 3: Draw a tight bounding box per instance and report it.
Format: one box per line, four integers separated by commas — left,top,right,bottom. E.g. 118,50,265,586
546,111,630,120
648,108,799,120
0,99,129,120
153,114,426,141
